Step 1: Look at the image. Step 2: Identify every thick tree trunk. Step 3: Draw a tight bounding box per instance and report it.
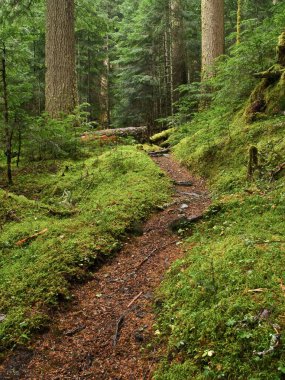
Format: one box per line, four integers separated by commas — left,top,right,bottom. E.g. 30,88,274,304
45,0,78,117
201,0,224,79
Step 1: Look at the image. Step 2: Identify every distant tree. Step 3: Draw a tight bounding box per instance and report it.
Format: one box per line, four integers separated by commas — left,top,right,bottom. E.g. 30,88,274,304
45,0,78,117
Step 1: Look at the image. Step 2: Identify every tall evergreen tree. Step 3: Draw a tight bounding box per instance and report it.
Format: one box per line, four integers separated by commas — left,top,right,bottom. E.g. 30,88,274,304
45,0,78,117
201,0,224,78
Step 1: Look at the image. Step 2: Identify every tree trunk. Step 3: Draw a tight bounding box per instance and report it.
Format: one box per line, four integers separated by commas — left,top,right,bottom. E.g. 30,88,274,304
171,0,187,101
236,0,242,45
45,0,78,117
1,43,13,184
201,0,224,79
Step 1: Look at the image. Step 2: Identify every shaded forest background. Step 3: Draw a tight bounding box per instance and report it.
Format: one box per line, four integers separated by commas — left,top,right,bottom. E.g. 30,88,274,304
0,0,280,133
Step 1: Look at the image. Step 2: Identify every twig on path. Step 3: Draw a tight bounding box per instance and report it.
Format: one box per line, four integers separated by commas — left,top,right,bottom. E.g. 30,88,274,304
174,180,193,187
135,240,177,272
127,291,143,308
113,315,125,347
15,228,48,246
64,324,86,337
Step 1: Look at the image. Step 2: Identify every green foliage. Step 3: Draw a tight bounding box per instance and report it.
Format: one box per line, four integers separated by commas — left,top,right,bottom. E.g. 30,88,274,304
25,105,92,161
0,145,171,351
211,3,285,115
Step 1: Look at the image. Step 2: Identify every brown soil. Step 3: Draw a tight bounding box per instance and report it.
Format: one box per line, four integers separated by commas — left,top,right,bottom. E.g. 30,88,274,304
1,155,210,380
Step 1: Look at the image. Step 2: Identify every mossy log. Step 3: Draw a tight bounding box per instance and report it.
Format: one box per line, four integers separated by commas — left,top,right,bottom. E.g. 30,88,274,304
82,126,148,143
150,128,175,145
253,66,285,80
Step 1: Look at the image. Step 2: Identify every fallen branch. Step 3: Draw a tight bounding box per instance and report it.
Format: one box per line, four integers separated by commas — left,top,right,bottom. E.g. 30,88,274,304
113,315,125,347
248,288,267,293
15,228,48,246
112,292,143,347
253,70,284,80
127,292,143,308
65,324,86,337
253,333,281,357
174,181,193,187
135,240,177,272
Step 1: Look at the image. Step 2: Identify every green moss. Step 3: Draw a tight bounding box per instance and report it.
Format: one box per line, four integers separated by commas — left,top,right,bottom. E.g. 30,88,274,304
154,109,285,378
0,145,172,351
155,190,285,379
150,128,176,144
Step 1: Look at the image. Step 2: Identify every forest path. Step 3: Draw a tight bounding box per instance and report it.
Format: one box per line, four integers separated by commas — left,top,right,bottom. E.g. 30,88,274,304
2,155,210,380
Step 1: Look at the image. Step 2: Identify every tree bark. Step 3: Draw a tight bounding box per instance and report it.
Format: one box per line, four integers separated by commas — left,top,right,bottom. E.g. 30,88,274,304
45,0,78,117
201,0,224,79
236,0,242,44
1,43,13,184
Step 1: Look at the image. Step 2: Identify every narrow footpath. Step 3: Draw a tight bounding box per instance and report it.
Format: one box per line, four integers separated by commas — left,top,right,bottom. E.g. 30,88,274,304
2,155,210,380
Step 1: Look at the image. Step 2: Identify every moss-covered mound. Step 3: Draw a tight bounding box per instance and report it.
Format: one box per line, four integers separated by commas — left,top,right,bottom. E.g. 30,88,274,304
154,111,285,379
0,146,171,353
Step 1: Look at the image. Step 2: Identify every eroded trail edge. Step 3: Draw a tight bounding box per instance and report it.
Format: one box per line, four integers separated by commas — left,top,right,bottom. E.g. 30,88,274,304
2,155,210,380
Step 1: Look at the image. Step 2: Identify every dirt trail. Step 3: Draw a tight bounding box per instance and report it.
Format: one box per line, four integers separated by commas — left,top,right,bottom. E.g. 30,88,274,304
1,155,210,380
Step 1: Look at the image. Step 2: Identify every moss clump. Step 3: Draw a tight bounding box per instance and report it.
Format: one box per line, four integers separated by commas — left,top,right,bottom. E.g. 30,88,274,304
0,145,172,352
154,102,285,379
155,190,285,379
150,128,176,145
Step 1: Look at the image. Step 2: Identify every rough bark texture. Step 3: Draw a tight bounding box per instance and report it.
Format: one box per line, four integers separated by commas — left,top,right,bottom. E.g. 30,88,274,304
201,0,224,79
45,0,78,117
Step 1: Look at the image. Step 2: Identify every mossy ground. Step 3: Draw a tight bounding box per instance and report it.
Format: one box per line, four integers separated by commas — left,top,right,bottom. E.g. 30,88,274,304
154,113,285,379
0,142,172,355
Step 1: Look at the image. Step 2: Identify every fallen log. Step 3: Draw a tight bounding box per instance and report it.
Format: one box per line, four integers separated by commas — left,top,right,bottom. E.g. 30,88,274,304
83,126,149,143
148,148,170,157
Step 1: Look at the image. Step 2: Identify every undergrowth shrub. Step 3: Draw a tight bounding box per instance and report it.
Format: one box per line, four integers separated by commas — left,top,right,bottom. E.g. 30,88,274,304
25,105,91,161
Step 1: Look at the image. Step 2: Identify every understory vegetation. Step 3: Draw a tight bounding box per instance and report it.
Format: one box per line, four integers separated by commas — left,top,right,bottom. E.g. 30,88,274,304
0,142,171,354
151,4,285,379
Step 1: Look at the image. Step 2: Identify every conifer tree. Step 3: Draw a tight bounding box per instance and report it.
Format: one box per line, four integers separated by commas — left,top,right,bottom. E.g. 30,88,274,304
45,0,78,117
201,0,224,78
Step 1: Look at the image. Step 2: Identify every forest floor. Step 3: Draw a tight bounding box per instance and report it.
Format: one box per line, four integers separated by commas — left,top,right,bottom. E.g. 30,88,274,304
1,155,210,380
